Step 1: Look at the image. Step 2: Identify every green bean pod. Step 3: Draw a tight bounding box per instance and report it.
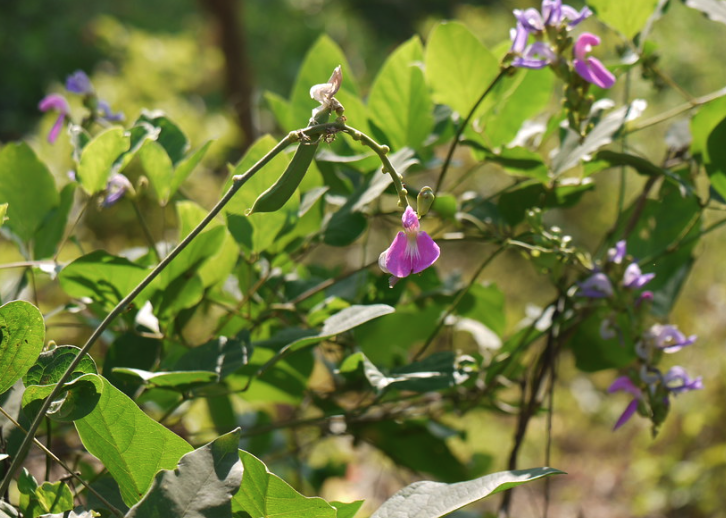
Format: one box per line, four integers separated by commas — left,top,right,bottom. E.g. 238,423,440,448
248,111,329,214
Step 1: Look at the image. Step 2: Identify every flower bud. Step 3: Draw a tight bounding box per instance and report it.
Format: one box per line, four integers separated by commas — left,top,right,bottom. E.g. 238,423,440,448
417,186,435,217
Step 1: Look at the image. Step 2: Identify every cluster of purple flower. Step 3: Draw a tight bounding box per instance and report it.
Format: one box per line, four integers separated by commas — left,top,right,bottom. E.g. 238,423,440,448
40,71,130,208
38,70,124,144
509,0,615,89
578,240,702,430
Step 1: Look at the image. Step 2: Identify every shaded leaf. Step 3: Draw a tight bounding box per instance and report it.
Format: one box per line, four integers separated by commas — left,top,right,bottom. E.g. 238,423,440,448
126,429,243,518
0,301,45,395
77,127,130,195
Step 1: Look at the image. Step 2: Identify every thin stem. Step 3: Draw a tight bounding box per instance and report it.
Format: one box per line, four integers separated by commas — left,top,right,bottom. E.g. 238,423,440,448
342,125,409,208
626,87,726,134
0,123,332,494
53,197,91,262
435,68,511,194
413,245,505,361
131,199,161,263
0,405,124,518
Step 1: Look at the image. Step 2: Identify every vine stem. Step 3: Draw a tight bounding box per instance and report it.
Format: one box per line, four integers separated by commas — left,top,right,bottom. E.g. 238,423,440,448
626,86,726,134
0,122,334,495
434,67,511,194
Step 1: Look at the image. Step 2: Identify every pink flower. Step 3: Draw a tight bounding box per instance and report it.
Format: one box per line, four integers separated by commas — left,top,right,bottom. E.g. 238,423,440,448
379,206,440,286
38,94,71,143
573,33,616,89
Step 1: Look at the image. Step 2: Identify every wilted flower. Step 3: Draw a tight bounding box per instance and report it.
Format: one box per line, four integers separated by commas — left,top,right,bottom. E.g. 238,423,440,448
379,206,440,287
310,66,344,121
622,262,655,289
663,366,703,394
66,70,94,95
38,94,71,144
577,272,613,298
573,33,616,89
608,376,642,430
101,174,133,208
647,324,696,353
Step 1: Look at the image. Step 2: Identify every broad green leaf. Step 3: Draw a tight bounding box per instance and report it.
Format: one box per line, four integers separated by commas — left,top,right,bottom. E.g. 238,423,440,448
112,368,218,390
703,117,726,200
481,146,549,183
691,94,726,159
586,150,693,195
136,112,189,165
22,373,104,422
225,135,296,253
232,450,339,518
75,376,193,506
23,345,97,386
0,301,45,395
170,141,212,201
77,127,130,195
103,333,163,397
126,430,243,518
587,0,659,39
0,142,59,243
481,69,554,148
568,310,637,372
33,183,75,260
370,467,564,518
288,35,358,133
59,250,149,310
139,140,174,203
425,22,499,118
685,0,726,23
368,36,434,151
264,91,292,131
18,470,74,518
0,203,7,227
498,178,594,226
457,283,506,337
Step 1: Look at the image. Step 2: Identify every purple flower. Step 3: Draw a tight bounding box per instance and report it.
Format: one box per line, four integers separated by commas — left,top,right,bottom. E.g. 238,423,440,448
101,174,133,207
573,33,616,89
98,100,125,122
622,263,655,289
379,206,440,286
512,42,558,69
608,376,642,430
509,22,529,54
577,272,613,298
607,240,626,264
513,0,591,32
66,70,94,95
647,324,696,353
663,366,703,394
38,94,71,144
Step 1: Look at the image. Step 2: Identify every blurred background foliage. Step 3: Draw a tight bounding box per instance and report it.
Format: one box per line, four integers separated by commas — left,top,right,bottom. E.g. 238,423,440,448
2,0,726,516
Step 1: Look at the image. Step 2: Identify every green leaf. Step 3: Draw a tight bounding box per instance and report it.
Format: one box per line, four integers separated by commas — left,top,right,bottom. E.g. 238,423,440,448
74,376,193,507
174,333,251,380
0,301,45,395
457,283,506,337
232,450,339,518
59,250,149,311
170,141,212,202
568,310,637,372
23,345,97,386
33,183,75,260
103,333,163,397
483,146,549,183
18,470,74,518
498,178,594,226
136,112,189,165
139,140,174,203
288,35,358,133
22,373,104,422
126,429,243,518
0,142,59,243
0,203,7,227
370,467,564,518
587,0,659,39
360,351,475,393
224,135,296,254
77,127,130,195
111,368,219,391
264,91,292,131
368,36,434,151
425,22,499,118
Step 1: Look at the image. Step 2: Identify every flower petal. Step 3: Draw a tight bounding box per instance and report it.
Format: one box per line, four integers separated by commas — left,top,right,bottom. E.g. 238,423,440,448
574,32,600,61
583,57,616,89
38,94,70,114
608,376,641,397
510,22,529,54
402,206,419,233
65,70,94,95
384,232,413,278
411,232,440,274
613,399,639,430
47,114,66,144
